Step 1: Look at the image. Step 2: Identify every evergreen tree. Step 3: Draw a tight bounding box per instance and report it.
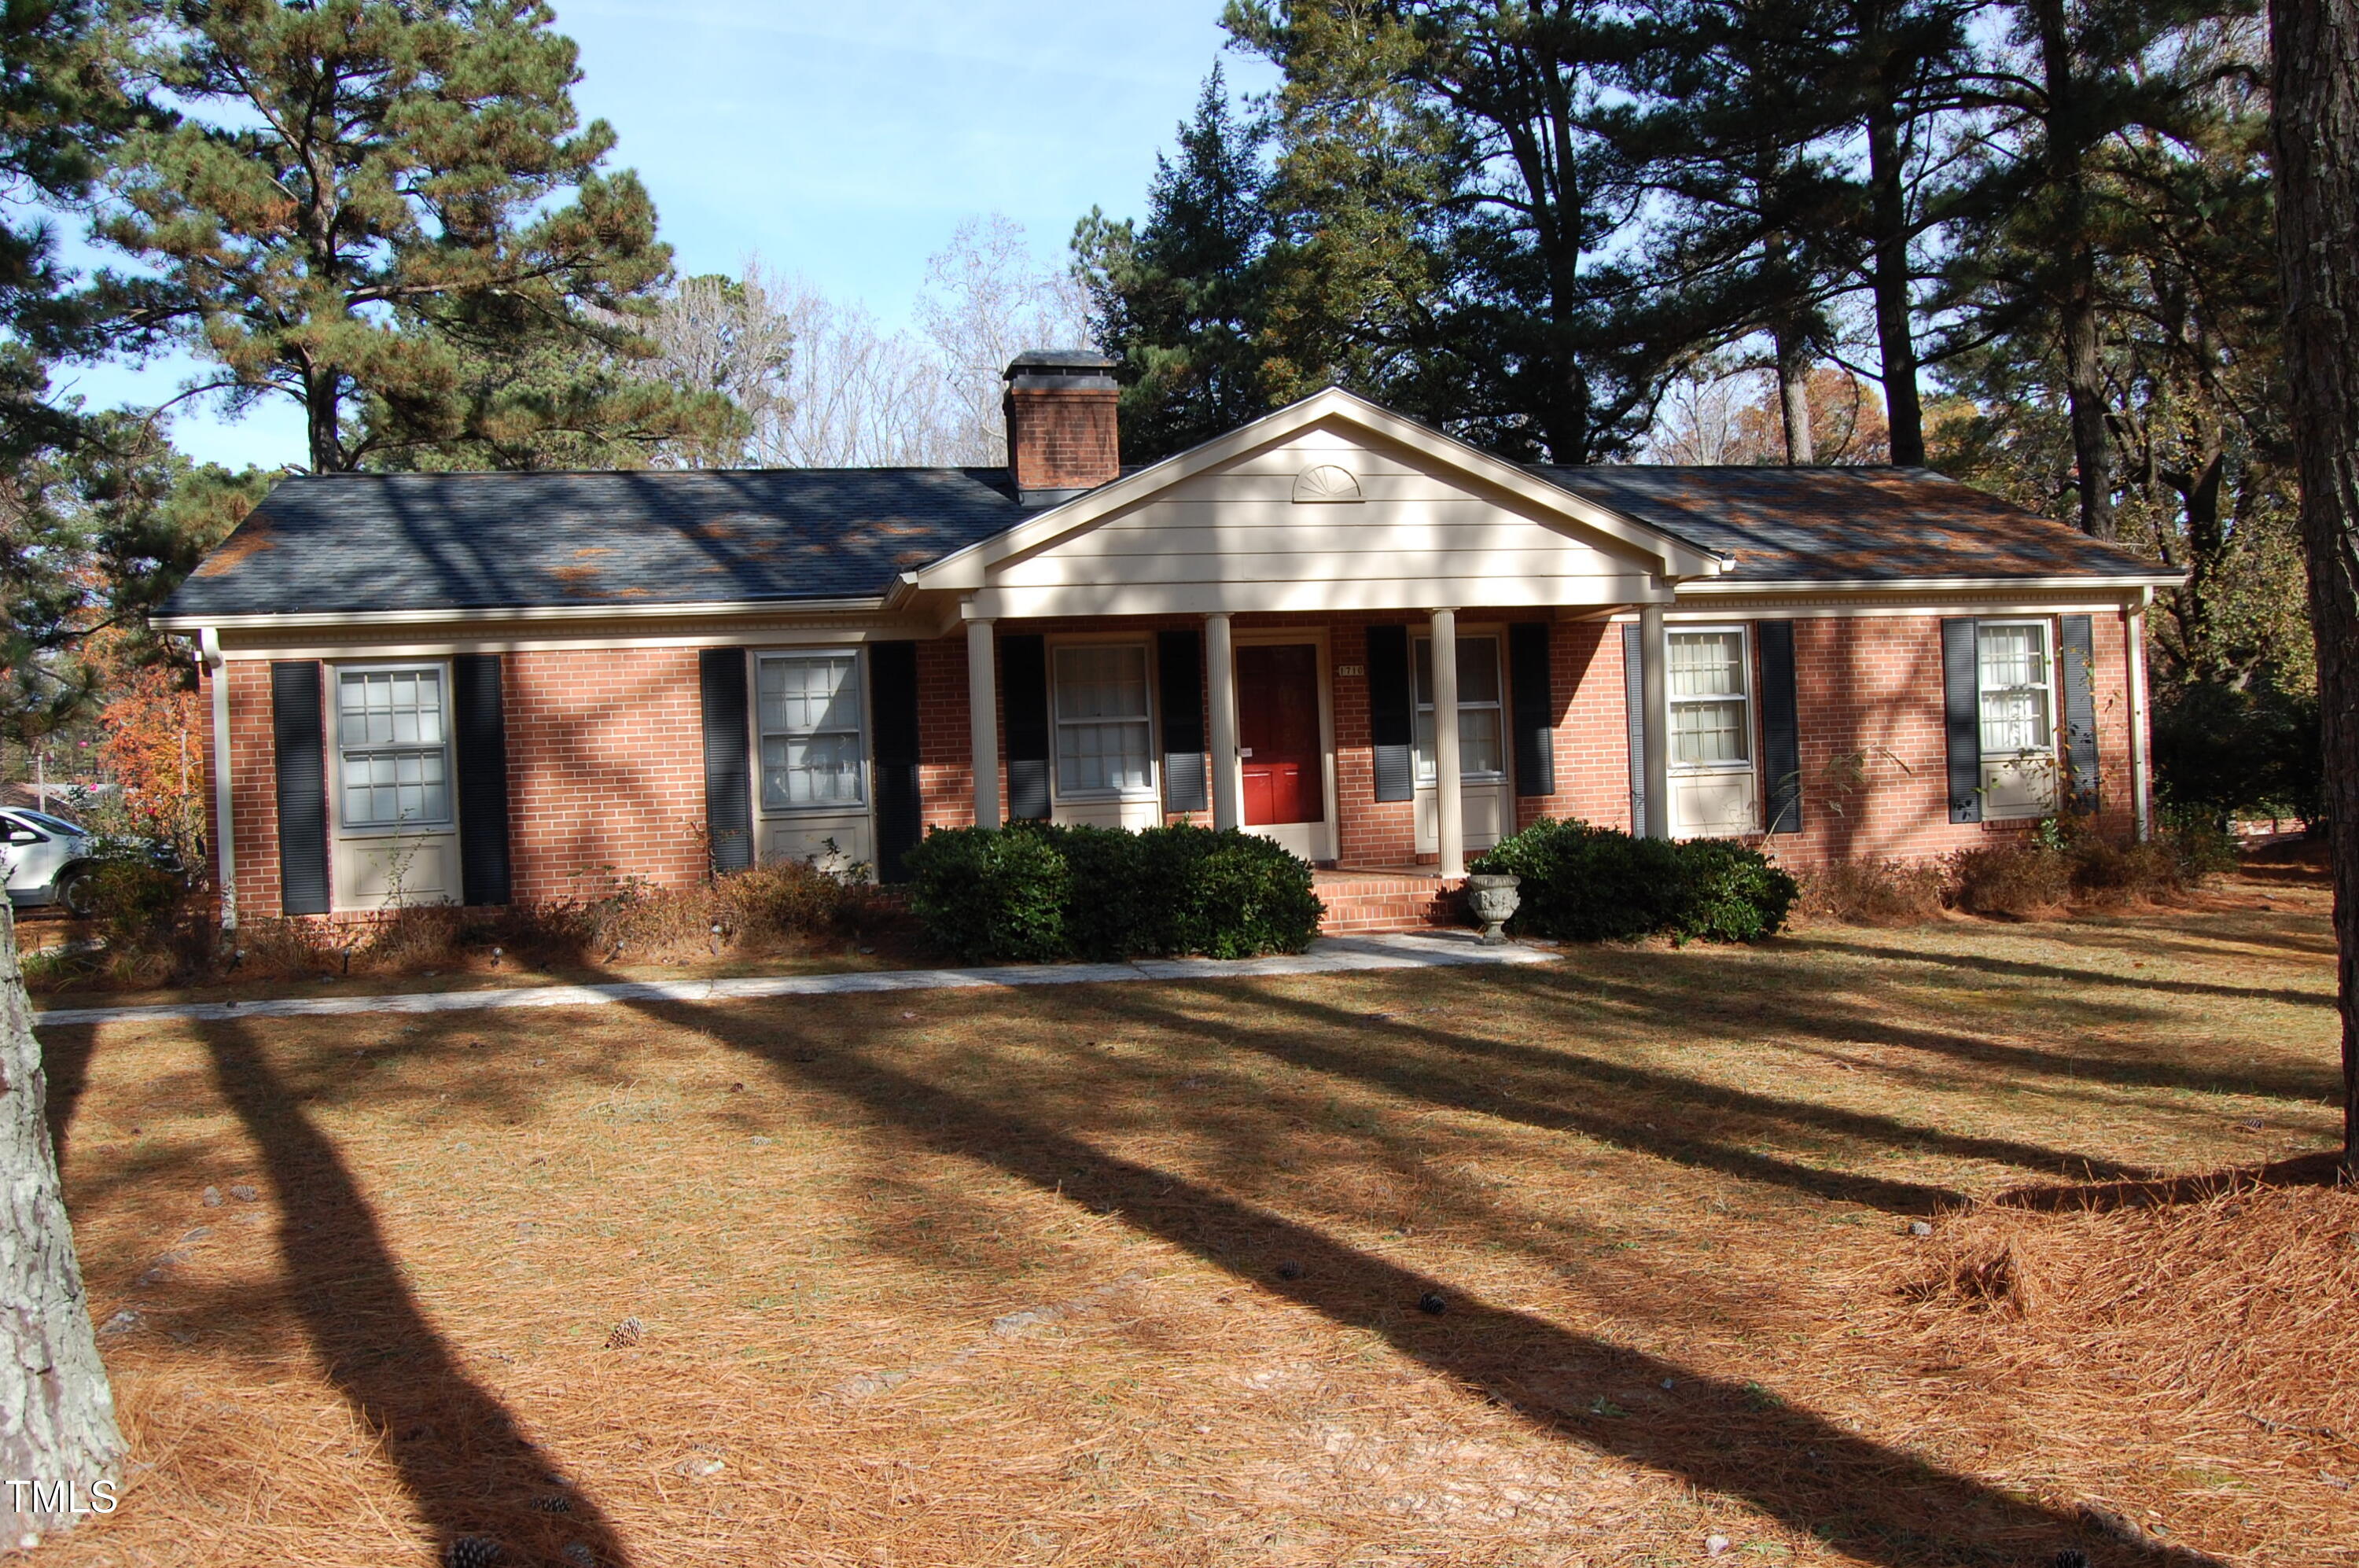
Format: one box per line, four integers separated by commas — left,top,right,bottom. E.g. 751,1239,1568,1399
1939,0,2260,538
100,0,725,473
1074,64,1275,463
1228,0,1658,462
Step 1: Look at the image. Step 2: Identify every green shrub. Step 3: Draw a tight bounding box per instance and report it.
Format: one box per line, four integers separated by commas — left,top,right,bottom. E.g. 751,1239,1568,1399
901,824,1072,962
1471,818,1796,943
900,822,1320,963
1675,838,1801,942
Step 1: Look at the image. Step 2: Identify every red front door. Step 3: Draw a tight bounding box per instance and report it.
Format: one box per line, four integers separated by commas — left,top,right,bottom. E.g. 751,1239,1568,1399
1236,643,1324,826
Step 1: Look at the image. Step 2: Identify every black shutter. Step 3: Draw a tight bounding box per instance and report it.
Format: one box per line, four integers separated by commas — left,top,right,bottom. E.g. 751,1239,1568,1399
1757,620,1802,834
2059,613,2100,812
270,661,330,915
1367,624,1413,803
1622,623,1647,833
451,653,512,905
1941,618,1984,823
1001,632,1051,820
870,641,924,882
1508,621,1555,798
699,648,755,873
1157,628,1207,814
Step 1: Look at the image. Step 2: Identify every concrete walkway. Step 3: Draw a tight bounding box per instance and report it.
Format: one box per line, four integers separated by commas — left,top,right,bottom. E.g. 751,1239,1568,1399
32,932,1553,1029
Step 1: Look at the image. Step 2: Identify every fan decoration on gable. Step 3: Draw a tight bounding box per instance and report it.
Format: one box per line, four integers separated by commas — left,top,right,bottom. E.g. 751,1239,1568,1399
1292,464,1364,503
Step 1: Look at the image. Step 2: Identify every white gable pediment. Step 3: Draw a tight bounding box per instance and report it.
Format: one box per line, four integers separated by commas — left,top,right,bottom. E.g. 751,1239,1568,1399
907,388,1724,619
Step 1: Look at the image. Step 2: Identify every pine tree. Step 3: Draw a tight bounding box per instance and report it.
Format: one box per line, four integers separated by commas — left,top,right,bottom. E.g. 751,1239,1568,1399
100,0,719,473
1228,0,1658,462
1074,64,1275,463
1941,0,2258,539
2270,0,2359,1173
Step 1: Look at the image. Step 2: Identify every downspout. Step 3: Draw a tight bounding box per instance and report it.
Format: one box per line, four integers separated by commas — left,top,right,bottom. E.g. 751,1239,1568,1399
198,629,237,929
2126,591,2153,842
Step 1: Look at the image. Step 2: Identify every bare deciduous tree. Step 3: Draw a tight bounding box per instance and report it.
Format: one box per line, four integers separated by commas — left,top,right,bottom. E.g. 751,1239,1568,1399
917,215,1093,465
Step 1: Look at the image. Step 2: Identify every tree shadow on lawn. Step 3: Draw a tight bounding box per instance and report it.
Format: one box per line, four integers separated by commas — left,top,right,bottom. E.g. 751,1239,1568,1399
1079,981,2158,1213
197,1019,635,1568
659,996,2208,1568
1503,951,2339,1107
1794,936,2335,1013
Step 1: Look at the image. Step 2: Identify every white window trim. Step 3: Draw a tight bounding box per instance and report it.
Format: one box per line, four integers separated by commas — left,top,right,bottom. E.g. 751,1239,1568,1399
1411,631,1508,785
1667,624,1755,776
1048,634,1159,803
1975,617,2062,820
330,660,457,839
753,646,870,815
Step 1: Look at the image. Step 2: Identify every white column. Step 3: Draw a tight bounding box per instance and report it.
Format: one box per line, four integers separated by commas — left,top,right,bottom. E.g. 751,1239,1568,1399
1205,612,1242,831
966,615,999,829
201,629,237,929
1431,608,1464,878
1640,602,1672,840
2128,595,2153,842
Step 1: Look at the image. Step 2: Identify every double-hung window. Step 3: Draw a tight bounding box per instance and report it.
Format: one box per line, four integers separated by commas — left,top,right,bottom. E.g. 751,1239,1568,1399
1665,628,1758,834
1412,635,1504,782
1668,630,1751,770
1053,644,1154,795
1976,620,2056,816
336,665,452,832
757,651,865,811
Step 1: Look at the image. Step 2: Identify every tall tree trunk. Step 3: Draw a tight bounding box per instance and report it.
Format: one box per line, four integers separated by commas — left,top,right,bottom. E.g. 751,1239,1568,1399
2032,0,2118,539
1775,325,1816,466
2272,0,2359,1174
1865,99,1927,466
304,363,343,474
0,904,123,1545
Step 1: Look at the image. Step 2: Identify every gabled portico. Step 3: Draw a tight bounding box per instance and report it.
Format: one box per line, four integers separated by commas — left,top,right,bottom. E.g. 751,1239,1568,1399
898,385,1727,875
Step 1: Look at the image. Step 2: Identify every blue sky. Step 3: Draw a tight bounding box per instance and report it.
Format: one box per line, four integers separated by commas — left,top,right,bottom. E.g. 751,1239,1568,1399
55,0,1274,471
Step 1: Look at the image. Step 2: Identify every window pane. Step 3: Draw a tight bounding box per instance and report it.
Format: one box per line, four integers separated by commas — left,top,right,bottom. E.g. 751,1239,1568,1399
762,732,863,808
1672,699,1750,765
342,746,448,827
1669,632,1745,698
1054,646,1150,722
1978,624,2047,690
1980,689,2051,753
759,654,860,738
1413,709,1437,782
338,668,445,749
1459,705,1503,775
1456,638,1501,704
1056,719,1151,793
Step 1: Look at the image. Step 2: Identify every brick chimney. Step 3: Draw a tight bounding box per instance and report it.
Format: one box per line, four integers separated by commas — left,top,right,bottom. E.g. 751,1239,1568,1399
1003,350,1120,505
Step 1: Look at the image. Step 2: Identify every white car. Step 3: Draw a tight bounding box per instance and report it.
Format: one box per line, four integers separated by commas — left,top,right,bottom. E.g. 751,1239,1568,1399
2,808,100,915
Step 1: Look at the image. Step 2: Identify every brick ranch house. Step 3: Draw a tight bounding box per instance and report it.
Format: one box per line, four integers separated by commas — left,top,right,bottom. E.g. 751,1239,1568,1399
155,352,2182,934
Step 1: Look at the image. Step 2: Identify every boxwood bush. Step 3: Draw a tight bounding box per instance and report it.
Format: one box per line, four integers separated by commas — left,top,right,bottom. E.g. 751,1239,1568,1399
901,822,1323,963
1471,817,1797,943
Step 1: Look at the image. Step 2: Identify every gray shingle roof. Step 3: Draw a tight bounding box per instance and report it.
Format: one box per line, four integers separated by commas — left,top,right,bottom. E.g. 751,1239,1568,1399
159,468,1023,618
1529,464,2167,582
161,458,2169,623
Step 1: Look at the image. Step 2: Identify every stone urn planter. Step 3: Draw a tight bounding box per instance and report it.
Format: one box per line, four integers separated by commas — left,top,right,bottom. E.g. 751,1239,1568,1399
1463,872,1522,944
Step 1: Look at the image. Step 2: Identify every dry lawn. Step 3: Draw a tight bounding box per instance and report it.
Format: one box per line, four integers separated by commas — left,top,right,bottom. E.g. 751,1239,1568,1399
26,873,2356,1568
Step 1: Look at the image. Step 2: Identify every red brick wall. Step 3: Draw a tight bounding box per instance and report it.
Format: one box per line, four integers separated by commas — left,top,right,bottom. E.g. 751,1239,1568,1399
1005,388,1120,492
213,659,291,919
211,608,2152,911
501,648,708,900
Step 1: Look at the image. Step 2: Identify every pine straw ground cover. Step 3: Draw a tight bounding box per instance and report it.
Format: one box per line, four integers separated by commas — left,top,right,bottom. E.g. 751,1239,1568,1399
27,874,2355,1568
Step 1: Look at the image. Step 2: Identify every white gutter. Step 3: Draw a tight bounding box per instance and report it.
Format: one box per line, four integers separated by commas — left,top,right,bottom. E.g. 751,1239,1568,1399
197,629,237,930
152,594,889,634
1676,572,2187,595
2128,588,2154,841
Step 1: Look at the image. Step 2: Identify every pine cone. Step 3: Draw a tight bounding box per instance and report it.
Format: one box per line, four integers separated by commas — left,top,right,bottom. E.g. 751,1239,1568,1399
445,1538,501,1568
605,1316,643,1349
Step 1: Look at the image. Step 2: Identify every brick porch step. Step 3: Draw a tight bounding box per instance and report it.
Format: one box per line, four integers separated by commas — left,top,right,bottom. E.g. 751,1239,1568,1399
1313,868,1467,935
